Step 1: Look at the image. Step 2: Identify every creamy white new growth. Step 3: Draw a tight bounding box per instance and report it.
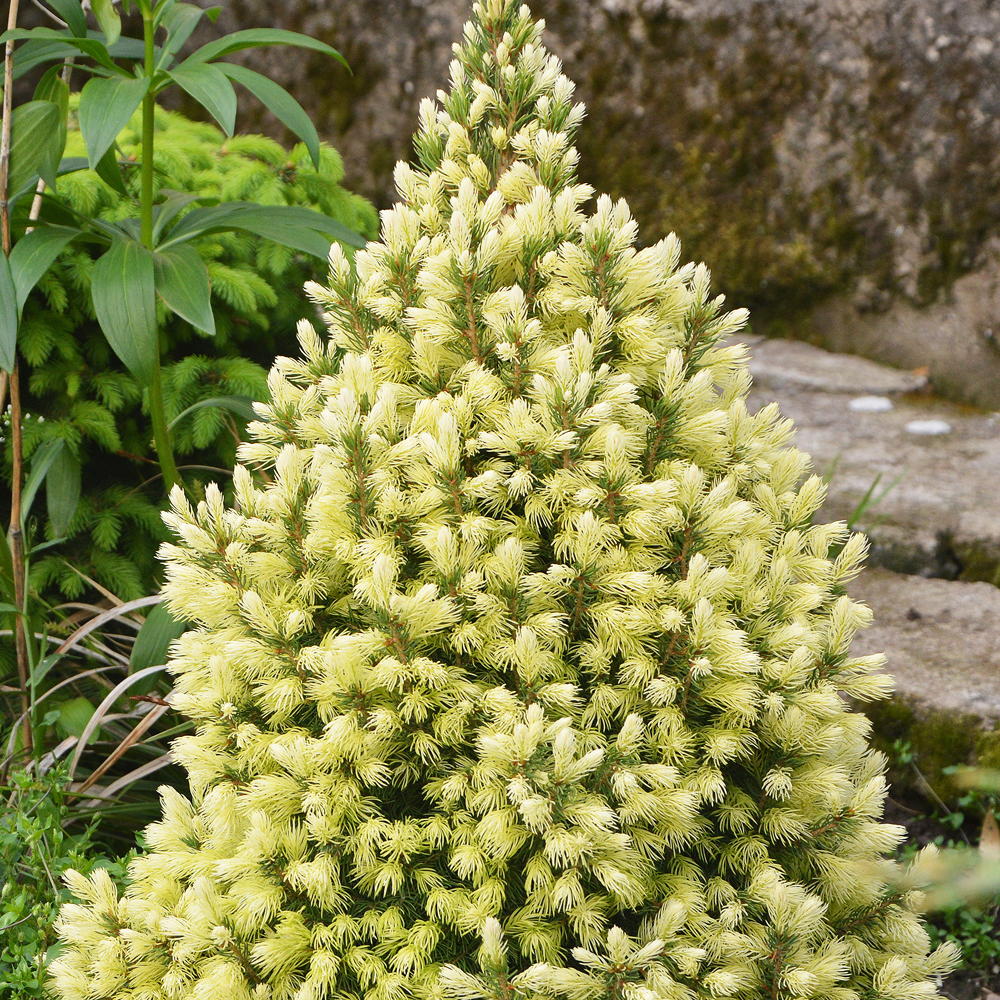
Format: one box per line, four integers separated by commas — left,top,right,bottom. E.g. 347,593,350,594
52,3,957,998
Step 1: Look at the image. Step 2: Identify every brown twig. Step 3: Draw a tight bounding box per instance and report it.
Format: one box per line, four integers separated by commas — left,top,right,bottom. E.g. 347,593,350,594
2,0,31,760
9,367,30,755
0,0,18,254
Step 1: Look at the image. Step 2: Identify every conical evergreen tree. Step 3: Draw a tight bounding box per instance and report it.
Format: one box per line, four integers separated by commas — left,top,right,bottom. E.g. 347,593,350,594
52,3,958,999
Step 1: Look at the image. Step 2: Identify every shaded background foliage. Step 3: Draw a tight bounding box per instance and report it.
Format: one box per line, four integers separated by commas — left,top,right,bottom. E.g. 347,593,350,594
8,101,376,605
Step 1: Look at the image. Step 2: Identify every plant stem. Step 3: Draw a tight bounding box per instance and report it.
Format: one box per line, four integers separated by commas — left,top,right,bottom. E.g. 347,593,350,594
1,0,31,760
0,0,17,254
147,363,178,490
0,0,33,754
140,5,155,249
139,0,179,491
7,371,29,759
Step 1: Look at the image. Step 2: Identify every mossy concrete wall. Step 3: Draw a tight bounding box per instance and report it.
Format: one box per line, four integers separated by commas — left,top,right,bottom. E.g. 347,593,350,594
192,0,1000,408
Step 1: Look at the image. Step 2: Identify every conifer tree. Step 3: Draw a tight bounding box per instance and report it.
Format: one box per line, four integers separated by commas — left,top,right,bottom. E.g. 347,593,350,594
52,3,958,998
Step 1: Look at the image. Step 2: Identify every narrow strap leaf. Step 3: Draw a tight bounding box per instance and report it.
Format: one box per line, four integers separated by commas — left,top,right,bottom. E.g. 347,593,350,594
166,61,236,136
78,74,150,169
90,237,158,382
218,63,321,169
153,243,216,336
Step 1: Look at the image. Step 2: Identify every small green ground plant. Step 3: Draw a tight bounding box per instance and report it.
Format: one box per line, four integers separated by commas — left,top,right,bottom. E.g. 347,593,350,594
927,897,1000,979
52,3,958,998
891,756,1000,988
0,765,127,998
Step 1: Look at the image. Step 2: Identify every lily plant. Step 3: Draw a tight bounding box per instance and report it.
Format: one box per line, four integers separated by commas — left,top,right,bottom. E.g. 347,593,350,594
0,0,365,762
0,0,365,490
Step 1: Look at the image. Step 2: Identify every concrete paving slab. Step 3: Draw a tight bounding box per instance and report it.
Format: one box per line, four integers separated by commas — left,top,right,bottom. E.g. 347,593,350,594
848,568,1000,719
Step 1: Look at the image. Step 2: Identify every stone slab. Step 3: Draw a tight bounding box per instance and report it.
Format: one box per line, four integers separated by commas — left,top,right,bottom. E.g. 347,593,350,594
848,568,1000,719
747,337,928,396
745,338,1000,582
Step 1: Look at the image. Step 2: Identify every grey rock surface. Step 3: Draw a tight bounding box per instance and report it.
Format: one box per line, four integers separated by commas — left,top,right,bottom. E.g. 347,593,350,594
809,264,1000,411
153,0,1000,409
848,568,1000,719
747,337,928,395
745,338,1000,582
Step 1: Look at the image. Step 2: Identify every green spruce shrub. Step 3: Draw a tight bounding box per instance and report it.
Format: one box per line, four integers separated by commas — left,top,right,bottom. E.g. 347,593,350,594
51,3,958,998
16,100,376,601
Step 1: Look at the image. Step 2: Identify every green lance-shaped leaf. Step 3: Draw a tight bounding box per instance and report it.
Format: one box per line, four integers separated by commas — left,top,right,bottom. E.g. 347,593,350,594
219,63,321,169
181,28,348,69
91,237,158,383
22,438,64,524
129,602,188,694
168,394,257,431
106,35,149,61
222,206,340,257
153,243,215,335
32,69,70,188
90,0,121,47
158,2,207,61
0,254,17,374
166,61,236,136
46,442,81,537
78,74,150,169
161,201,366,253
34,64,70,122
155,201,257,244
57,155,89,175
45,0,88,38
11,38,74,80
9,224,81,310
152,191,204,244
54,696,99,744
1,27,122,76
94,144,129,196
7,99,63,195
59,154,136,193
33,66,69,188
